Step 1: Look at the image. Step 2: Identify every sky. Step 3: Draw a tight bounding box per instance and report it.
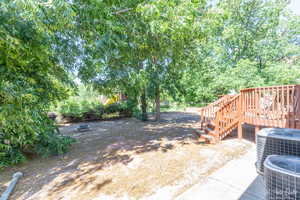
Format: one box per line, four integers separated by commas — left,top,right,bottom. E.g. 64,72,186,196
289,0,300,15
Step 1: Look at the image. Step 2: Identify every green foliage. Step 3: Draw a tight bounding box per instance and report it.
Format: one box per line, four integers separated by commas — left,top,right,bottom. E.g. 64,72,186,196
76,0,207,120
105,101,135,116
213,59,265,92
59,98,103,119
1,0,300,168
0,145,26,169
160,103,187,112
56,88,135,122
264,64,300,85
34,129,76,157
0,0,77,168
0,109,75,169
179,0,300,104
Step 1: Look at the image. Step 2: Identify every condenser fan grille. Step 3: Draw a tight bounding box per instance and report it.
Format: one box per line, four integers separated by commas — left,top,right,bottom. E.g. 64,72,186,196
256,128,300,174
264,155,300,200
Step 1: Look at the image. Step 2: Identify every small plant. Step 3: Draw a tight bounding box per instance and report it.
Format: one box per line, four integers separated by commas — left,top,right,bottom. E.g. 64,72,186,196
35,131,76,157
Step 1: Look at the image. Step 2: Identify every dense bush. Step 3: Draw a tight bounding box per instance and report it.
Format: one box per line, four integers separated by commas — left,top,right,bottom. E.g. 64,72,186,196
59,98,103,120
57,97,134,122
34,125,75,157
104,102,133,116
0,107,75,169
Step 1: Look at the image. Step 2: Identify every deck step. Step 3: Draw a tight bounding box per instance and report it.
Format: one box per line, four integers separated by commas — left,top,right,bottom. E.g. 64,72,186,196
192,129,215,144
200,134,216,144
207,122,215,129
204,127,217,136
204,127,213,133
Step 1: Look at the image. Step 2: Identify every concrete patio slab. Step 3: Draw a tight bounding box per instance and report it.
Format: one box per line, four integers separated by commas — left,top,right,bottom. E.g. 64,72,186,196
176,142,266,200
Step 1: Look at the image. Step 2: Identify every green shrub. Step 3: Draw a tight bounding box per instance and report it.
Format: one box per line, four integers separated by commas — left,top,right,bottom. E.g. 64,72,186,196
56,98,134,122
60,100,83,118
104,103,122,114
35,130,75,157
0,145,26,169
58,98,104,120
132,108,143,120
0,107,75,170
104,101,135,116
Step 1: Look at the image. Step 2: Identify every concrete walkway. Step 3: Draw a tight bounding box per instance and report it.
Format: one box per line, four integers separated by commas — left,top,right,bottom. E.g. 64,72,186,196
176,143,266,200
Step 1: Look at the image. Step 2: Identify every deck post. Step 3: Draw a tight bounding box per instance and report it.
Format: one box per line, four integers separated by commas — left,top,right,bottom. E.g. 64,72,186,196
255,126,260,134
238,122,243,139
238,93,243,139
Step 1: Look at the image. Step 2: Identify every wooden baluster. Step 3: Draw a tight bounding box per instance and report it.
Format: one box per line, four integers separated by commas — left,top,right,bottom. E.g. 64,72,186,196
295,86,299,129
246,92,248,117
246,91,249,122
291,86,295,128
297,86,298,129
238,94,243,139
254,89,258,126
252,90,254,124
250,90,252,124
250,90,252,121
257,89,260,126
215,110,219,141
278,86,280,127
267,87,270,126
263,87,266,127
271,87,278,123
270,87,273,126
241,92,244,122
249,91,254,124
287,86,290,128
270,87,273,127
282,85,285,128
282,86,285,127
264,87,267,126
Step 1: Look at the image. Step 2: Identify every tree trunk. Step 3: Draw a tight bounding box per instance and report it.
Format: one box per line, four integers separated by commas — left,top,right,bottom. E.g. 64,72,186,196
155,85,160,121
140,89,148,121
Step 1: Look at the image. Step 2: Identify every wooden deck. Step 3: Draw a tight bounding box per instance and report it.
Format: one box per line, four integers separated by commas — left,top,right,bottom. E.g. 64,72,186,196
199,85,300,143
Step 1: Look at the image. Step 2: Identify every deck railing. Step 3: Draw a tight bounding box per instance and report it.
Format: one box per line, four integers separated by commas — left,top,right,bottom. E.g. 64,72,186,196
240,85,300,129
199,85,300,140
199,94,236,128
215,94,240,140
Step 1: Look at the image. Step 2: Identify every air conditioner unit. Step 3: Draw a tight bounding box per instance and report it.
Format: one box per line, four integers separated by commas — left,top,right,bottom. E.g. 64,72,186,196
256,128,300,175
264,155,300,200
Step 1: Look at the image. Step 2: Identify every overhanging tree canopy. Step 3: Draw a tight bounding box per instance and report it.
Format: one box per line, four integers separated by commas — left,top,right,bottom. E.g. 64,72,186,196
76,0,207,120
0,0,78,168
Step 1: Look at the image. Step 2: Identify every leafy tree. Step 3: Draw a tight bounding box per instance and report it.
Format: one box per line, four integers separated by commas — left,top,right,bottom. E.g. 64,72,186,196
76,0,206,120
180,0,300,104
0,0,77,168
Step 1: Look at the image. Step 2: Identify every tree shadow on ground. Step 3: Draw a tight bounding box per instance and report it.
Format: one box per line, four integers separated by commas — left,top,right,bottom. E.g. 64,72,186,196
0,111,202,199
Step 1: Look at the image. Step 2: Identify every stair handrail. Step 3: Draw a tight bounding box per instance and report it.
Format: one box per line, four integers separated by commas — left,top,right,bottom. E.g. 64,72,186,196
199,94,236,126
199,84,300,142
214,94,241,140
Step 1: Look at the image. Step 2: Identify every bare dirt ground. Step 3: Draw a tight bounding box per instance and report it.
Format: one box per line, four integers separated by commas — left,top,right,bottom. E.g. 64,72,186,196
0,110,253,200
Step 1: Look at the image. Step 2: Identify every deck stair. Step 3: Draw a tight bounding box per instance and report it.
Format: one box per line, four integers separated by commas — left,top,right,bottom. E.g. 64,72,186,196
198,85,300,143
